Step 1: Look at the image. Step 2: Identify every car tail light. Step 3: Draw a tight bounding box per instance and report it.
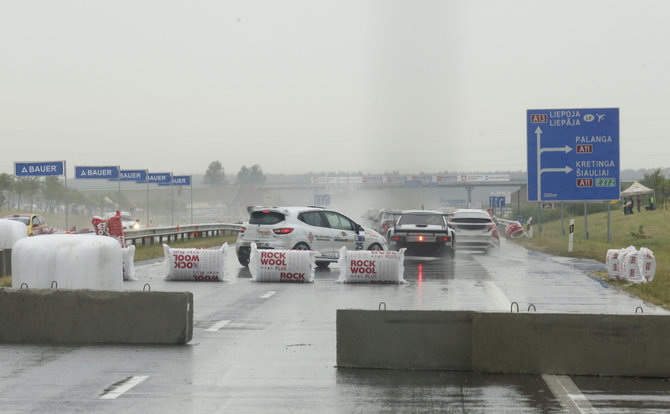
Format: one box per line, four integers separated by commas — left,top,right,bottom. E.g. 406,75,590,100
393,236,401,241
272,227,294,235
239,226,246,234
441,236,451,242
418,235,424,242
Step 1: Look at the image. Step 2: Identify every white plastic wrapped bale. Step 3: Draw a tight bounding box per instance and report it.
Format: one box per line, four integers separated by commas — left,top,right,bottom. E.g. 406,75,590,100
12,234,123,290
639,247,657,282
616,246,637,281
122,245,136,281
0,219,28,249
163,243,228,281
621,247,656,283
606,249,621,280
249,243,315,283
338,246,406,284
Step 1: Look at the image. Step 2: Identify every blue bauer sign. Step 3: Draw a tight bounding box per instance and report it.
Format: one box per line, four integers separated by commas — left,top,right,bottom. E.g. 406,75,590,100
527,108,619,202
158,175,191,186
119,169,148,182
15,161,64,177
75,166,119,180
148,172,172,185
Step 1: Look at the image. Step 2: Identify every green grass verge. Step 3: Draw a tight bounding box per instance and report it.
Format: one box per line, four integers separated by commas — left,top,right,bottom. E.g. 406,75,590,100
513,207,670,309
0,234,237,287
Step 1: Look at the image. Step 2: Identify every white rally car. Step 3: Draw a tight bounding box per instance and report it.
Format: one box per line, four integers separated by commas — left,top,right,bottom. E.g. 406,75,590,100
236,206,387,268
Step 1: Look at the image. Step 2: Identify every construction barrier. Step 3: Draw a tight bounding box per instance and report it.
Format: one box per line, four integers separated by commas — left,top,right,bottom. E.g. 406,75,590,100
338,247,406,284
249,243,315,283
163,243,229,282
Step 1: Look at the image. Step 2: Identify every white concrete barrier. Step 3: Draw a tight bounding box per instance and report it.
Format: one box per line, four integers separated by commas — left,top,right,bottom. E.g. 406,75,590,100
12,234,122,290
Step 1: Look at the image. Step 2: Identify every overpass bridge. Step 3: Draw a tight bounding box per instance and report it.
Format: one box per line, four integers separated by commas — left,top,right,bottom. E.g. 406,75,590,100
255,179,527,208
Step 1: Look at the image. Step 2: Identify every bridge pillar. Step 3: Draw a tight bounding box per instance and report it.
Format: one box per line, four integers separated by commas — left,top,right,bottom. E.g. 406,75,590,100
466,186,473,207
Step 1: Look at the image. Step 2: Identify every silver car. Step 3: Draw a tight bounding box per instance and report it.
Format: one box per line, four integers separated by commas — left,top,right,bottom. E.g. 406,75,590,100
449,209,500,253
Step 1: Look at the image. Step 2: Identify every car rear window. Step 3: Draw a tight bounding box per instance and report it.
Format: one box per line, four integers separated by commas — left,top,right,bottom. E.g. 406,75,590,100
398,214,444,226
450,217,492,224
249,211,285,225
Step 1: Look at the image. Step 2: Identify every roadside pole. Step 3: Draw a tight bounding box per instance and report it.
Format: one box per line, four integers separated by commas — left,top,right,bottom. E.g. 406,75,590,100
568,218,575,253
607,201,612,243
561,202,565,236
584,202,588,240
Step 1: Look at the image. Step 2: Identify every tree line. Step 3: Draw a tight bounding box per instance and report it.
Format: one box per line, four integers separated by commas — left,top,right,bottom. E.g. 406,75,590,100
203,161,265,187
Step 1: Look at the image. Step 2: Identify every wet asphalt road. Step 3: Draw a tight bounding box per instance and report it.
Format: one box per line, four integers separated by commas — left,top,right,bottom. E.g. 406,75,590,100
1,239,669,413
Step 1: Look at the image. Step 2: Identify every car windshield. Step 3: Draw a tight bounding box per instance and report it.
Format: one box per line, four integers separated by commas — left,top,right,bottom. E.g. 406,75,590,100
398,214,444,226
121,214,134,221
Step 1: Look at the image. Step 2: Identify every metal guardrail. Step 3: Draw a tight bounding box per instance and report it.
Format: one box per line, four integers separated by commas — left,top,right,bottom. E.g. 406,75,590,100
124,223,242,246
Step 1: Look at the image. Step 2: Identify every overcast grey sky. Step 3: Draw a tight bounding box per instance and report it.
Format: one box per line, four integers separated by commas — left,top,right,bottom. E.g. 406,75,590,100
1,1,669,176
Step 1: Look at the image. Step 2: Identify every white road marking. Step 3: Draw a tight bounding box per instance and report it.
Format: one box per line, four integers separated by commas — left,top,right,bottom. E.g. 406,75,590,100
100,375,149,400
261,291,276,299
483,281,512,310
542,374,598,413
206,320,231,332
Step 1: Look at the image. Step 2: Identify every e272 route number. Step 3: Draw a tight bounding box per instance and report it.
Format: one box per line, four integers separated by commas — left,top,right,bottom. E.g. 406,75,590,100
596,178,616,187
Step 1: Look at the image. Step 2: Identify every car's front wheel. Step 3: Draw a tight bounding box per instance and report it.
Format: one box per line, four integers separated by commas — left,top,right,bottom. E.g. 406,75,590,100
368,243,383,251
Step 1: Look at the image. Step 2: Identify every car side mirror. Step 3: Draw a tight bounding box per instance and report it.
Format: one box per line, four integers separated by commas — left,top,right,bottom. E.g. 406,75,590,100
355,223,363,234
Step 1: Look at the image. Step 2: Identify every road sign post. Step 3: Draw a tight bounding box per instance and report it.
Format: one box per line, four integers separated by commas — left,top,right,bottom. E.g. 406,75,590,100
527,108,620,240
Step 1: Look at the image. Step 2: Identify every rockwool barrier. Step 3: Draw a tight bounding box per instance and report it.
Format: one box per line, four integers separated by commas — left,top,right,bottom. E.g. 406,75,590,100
607,246,656,283
338,247,406,284
336,310,670,377
0,288,193,344
249,243,315,283
163,243,229,281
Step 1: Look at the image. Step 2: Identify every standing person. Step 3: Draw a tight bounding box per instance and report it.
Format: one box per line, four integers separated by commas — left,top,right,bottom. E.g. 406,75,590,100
650,195,655,210
637,196,641,212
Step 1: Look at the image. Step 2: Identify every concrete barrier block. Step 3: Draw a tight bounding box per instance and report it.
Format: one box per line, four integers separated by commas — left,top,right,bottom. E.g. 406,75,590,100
472,313,670,377
337,310,474,370
0,289,193,345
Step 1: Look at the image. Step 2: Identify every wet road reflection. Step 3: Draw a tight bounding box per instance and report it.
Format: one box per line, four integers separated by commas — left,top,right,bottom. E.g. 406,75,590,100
5,240,665,412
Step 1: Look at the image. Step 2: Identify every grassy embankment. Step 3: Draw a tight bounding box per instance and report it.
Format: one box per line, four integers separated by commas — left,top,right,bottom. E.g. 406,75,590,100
513,207,670,309
0,234,237,287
